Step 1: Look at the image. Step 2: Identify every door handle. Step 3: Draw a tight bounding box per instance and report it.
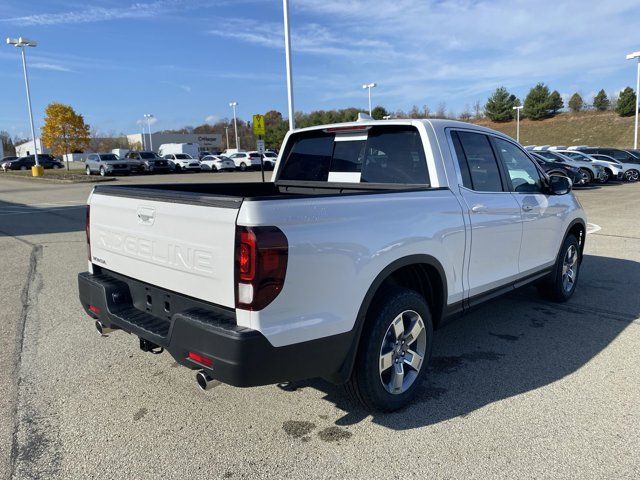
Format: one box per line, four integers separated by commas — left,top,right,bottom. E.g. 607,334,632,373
522,205,533,212
470,204,486,213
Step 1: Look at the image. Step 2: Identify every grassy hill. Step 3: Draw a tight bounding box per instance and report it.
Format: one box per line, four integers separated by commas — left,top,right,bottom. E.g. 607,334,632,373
473,111,636,148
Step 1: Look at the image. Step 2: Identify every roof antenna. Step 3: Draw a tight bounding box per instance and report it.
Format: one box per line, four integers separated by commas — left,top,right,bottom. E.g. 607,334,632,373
357,112,372,122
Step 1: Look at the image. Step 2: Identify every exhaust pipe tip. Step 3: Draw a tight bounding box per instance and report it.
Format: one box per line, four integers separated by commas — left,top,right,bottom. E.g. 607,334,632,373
95,320,117,336
196,370,216,391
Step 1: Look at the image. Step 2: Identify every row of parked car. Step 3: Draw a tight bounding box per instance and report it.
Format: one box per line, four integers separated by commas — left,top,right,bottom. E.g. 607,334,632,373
0,154,65,171
525,146,640,185
84,150,280,176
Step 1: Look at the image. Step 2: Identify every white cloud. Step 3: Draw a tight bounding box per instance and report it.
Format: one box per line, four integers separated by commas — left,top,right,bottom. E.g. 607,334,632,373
30,62,73,72
209,0,640,113
0,0,218,26
205,115,219,124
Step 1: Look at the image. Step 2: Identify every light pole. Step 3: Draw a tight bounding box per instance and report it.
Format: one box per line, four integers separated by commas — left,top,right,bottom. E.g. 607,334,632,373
229,102,239,149
627,51,640,149
6,37,40,173
282,0,295,130
143,114,154,151
224,125,230,150
362,83,377,116
512,105,523,143
139,122,146,150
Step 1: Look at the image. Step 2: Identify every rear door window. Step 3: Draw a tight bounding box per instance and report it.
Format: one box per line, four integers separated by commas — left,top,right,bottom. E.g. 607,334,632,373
278,125,429,185
454,131,504,192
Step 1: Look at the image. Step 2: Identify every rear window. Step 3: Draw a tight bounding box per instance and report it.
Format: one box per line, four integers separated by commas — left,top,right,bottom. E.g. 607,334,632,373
278,125,429,185
174,154,191,159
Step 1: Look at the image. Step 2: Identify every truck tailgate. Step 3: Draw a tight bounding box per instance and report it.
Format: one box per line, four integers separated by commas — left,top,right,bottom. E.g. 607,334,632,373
89,188,239,308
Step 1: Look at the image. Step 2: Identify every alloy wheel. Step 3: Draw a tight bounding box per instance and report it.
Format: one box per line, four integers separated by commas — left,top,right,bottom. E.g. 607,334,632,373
562,245,579,293
625,170,639,182
378,310,427,394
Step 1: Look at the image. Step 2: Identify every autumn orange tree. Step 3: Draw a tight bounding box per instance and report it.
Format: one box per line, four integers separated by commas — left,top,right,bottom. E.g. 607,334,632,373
40,103,90,167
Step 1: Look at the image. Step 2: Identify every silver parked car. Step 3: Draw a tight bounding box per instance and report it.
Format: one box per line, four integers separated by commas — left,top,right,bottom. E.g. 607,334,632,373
85,153,130,176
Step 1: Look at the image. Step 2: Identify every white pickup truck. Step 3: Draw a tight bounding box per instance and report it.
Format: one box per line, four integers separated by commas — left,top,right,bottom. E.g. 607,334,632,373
78,119,586,411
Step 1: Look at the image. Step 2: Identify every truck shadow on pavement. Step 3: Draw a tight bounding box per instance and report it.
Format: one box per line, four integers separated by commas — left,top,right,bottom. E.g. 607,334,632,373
292,254,639,430
0,199,85,237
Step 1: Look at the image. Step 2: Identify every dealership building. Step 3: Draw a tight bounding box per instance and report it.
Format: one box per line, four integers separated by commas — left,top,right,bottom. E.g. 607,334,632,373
126,133,222,154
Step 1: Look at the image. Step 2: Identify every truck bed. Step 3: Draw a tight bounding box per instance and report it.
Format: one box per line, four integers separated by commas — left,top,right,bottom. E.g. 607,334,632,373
92,181,432,208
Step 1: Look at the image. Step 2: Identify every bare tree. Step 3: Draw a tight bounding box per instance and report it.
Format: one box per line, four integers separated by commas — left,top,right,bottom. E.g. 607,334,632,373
459,104,472,121
473,100,483,119
435,102,447,118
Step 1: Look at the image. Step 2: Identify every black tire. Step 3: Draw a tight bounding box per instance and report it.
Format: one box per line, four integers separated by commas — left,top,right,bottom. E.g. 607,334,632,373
579,168,593,184
99,167,106,176
86,166,91,176
175,165,182,172
239,162,247,171
346,286,433,412
537,234,581,302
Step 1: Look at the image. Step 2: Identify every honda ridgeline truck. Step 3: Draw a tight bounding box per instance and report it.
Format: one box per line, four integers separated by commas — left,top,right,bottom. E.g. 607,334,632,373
78,119,586,411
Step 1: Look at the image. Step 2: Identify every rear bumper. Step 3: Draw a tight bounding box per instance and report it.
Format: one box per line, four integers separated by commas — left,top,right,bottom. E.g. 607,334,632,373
78,270,352,387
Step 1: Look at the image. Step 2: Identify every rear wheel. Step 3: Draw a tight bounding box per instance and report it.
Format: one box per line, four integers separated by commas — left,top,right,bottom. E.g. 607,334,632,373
239,162,247,171
537,234,580,302
86,166,91,175
624,169,639,182
346,287,433,412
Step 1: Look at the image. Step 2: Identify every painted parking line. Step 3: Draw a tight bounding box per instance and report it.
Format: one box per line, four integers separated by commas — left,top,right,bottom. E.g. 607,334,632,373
586,223,601,234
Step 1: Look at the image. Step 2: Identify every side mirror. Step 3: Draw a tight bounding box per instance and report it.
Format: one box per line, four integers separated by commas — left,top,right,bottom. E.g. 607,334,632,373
548,174,572,195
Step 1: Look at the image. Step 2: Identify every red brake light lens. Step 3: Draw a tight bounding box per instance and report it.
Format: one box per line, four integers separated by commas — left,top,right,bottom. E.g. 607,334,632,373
188,351,213,367
89,304,100,315
235,226,288,311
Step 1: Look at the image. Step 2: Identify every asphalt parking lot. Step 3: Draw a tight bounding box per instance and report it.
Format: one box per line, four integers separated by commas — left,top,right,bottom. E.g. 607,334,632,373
0,173,638,479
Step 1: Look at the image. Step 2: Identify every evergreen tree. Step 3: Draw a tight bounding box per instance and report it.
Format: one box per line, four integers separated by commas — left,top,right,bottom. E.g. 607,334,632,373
523,83,552,120
568,93,584,112
549,90,564,114
593,89,610,111
484,87,517,122
616,87,637,117
371,106,389,120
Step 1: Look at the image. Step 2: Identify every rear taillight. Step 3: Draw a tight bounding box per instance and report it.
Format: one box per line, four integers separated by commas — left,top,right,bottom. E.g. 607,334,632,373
85,205,91,261
235,225,288,311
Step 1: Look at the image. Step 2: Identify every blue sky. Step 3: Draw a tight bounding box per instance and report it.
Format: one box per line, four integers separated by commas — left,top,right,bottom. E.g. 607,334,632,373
1,0,639,137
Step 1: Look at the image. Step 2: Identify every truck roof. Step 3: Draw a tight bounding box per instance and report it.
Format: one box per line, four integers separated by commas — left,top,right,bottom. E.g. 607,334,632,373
291,118,514,141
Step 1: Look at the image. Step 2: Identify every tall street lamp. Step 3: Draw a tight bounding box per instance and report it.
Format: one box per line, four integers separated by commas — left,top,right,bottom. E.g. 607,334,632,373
6,37,41,174
224,125,230,150
282,0,295,131
362,83,377,116
626,50,640,149
143,114,154,151
229,102,239,149
513,105,523,143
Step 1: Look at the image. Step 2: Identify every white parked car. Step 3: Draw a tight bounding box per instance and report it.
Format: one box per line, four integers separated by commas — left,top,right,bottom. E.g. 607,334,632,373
200,155,236,172
261,151,278,170
79,118,586,412
527,148,606,184
162,153,202,172
557,150,624,182
228,151,262,171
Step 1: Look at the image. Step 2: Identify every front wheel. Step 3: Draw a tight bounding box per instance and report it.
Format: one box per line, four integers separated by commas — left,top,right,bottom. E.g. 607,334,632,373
624,169,639,182
346,287,433,412
99,167,106,176
86,166,91,176
579,168,593,184
537,234,581,302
